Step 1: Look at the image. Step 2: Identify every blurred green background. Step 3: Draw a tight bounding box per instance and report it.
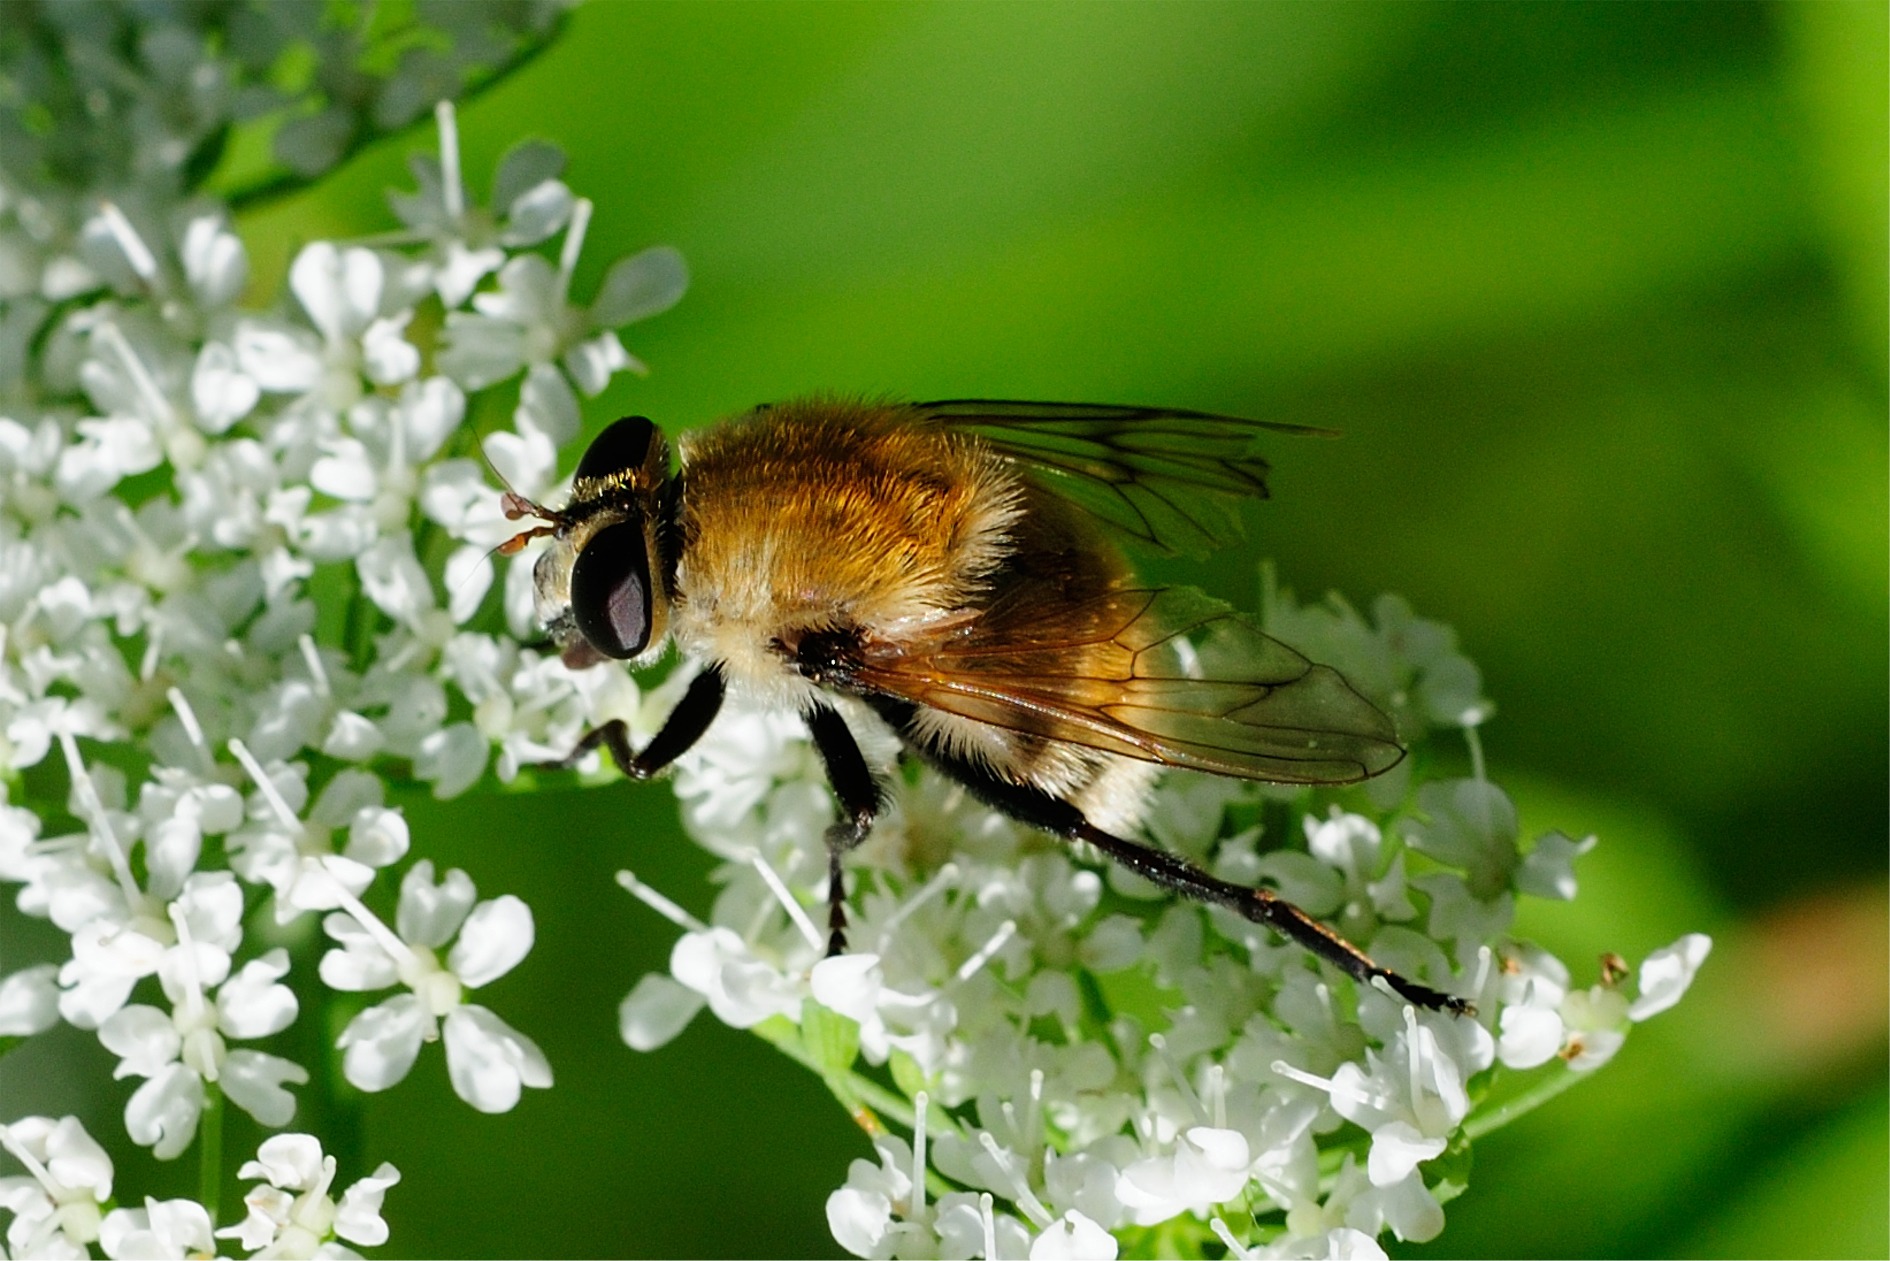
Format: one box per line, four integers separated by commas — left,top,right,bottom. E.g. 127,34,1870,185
13,2,1887,1257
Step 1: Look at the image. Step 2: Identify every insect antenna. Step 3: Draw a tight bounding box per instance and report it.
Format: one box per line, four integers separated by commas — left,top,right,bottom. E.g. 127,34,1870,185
478,437,568,556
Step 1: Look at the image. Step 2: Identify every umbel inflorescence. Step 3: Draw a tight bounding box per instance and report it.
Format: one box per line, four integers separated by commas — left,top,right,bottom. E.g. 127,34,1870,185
0,8,1706,1259
612,586,1709,1260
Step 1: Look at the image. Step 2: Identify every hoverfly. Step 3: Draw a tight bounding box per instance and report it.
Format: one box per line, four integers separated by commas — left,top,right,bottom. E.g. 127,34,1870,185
501,398,1469,1015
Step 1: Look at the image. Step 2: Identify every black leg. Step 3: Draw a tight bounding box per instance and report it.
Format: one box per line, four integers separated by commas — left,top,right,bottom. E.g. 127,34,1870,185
869,697,1471,1016
541,665,726,779
804,702,885,957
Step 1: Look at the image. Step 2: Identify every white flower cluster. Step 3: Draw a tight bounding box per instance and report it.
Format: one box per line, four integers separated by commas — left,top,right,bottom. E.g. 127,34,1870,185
0,1117,395,1261
0,13,1715,1258
617,596,1712,1259
1,85,681,1254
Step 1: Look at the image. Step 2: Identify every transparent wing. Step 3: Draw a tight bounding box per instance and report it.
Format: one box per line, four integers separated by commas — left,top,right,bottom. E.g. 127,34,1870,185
854,585,1403,784
917,399,1334,557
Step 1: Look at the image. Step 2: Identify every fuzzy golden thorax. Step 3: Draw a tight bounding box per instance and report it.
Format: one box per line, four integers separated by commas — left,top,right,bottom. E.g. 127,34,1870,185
670,399,1024,694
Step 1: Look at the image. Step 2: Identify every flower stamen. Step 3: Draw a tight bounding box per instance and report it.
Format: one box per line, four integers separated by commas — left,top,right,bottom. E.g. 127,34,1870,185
616,869,709,933
318,856,417,968
954,920,1015,986
746,848,824,953
873,862,958,952
227,737,305,835
911,1091,929,1220
56,729,141,909
436,101,465,222
1210,1217,1253,1260
1149,1033,1207,1127
977,1131,1053,1229
97,202,162,287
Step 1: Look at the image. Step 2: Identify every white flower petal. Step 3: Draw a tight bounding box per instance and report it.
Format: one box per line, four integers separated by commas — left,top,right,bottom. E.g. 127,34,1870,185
42,1114,116,1199
589,245,688,327
190,342,258,432
361,315,420,386
1516,830,1597,902
101,1195,217,1260
500,179,574,247
1496,1001,1564,1071
809,952,882,1026
441,1004,552,1113
1366,1121,1446,1188
217,951,299,1039
343,806,409,869
415,723,487,798
221,1050,308,1127
216,1182,293,1253
182,214,248,308
1628,933,1712,1022
124,1064,205,1159
291,243,382,342
337,995,429,1092
237,1134,326,1191
100,1004,182,1078
444,544,493,624
310,439,378,502
233,322,323,393
447,895,534,988
333,1162,401,1247
357,533,433,625
482,431,558,508
322,711,387,762
396,861,477,949
398,376,466,463
561,332,630,396
1030,1210,1118,1261
618,974,705,1052
0,963,59,1036
825,1185,891,1260
515,362,580,445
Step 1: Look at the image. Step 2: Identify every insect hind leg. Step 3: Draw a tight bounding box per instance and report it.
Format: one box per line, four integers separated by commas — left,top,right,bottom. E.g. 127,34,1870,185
869,697,1471,1016
804,702,885,956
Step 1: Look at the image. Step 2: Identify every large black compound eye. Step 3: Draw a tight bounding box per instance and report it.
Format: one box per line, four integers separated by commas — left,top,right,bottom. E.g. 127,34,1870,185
569,520,653,659
575,416,657,483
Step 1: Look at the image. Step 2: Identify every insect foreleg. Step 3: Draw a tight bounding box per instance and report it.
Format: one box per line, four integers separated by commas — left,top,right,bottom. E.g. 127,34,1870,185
542,664,727,778
803,702,885,957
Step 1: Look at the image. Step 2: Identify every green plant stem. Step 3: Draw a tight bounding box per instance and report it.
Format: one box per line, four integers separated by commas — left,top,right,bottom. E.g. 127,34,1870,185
222,23,568,215
752,1018,917,1130
1463,1063,1590,1141
198,1080,224,1222
752,1019,963,1203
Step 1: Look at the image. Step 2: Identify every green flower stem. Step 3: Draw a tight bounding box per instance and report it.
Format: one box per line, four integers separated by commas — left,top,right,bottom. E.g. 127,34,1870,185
221,18,569,214
752,1016,917,1128
198,1079,224,1222
751,1018,962,1202
1463,1063,1590,1141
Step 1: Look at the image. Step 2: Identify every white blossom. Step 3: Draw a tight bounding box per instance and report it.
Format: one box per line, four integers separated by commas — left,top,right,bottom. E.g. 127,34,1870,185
216,1134,400,1259
98,937,306,1159
98,1196,215,1260
0,18,1711,1257
319,860,550,1112
0,1116,113,1260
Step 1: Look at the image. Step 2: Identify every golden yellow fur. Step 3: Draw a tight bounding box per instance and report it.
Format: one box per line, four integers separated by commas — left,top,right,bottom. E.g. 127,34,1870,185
672,399,1023,702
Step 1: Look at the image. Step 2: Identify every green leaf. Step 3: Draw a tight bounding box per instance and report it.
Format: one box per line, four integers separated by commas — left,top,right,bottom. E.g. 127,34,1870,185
889,1049,931,1102
800,997,860,1078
